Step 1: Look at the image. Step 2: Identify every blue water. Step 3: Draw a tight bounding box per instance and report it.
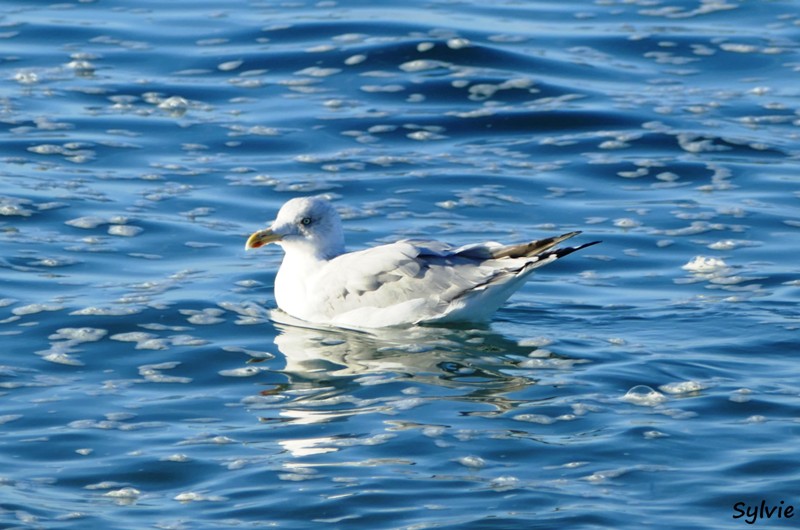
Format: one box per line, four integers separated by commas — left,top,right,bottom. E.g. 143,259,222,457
2,0,799,528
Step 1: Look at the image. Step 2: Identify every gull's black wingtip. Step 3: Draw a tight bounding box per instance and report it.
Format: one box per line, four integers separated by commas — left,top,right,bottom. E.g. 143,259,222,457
581,240,602,250
549,239,601,260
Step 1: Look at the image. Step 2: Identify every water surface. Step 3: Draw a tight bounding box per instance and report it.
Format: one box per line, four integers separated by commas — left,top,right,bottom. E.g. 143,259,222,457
1,0,799,528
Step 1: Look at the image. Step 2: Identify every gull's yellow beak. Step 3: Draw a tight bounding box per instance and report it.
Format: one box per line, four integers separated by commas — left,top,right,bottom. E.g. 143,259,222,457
245,228,283,250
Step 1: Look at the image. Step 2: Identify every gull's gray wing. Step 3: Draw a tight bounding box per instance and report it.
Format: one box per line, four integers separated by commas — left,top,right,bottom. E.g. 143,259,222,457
307,233,598,326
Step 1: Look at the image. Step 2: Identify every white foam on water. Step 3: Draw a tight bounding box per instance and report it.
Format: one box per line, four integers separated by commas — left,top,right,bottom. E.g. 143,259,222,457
621,385,668,407
682,256,728,273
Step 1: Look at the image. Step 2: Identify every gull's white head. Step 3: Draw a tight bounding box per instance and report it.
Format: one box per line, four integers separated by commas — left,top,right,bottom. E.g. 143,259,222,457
245,196,345,260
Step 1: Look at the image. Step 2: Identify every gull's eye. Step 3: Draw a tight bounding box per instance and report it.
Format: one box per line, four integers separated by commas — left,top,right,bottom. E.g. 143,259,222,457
300,217,312,226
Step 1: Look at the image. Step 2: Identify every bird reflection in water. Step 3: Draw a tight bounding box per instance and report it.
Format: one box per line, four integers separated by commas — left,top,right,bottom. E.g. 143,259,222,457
248,310,586,428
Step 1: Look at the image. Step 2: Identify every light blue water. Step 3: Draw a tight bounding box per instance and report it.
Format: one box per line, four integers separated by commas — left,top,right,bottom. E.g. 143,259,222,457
1,0,799,528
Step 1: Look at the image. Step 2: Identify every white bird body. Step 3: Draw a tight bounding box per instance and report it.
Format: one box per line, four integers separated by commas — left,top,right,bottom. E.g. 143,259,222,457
246,197,598,329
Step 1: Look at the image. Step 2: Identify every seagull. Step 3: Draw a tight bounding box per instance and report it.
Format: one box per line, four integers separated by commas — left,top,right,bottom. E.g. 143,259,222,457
245,196,599,328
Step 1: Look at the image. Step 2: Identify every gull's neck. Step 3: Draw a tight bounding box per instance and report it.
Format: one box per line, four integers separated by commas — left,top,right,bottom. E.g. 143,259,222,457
280,239,344,264
320,238,345,260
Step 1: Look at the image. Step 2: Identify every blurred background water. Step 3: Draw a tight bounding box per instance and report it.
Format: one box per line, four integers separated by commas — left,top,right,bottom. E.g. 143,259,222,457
1,0,799,528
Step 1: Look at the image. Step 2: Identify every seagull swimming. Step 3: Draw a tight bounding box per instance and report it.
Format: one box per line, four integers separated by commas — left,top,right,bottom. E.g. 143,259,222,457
245,196,599,328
